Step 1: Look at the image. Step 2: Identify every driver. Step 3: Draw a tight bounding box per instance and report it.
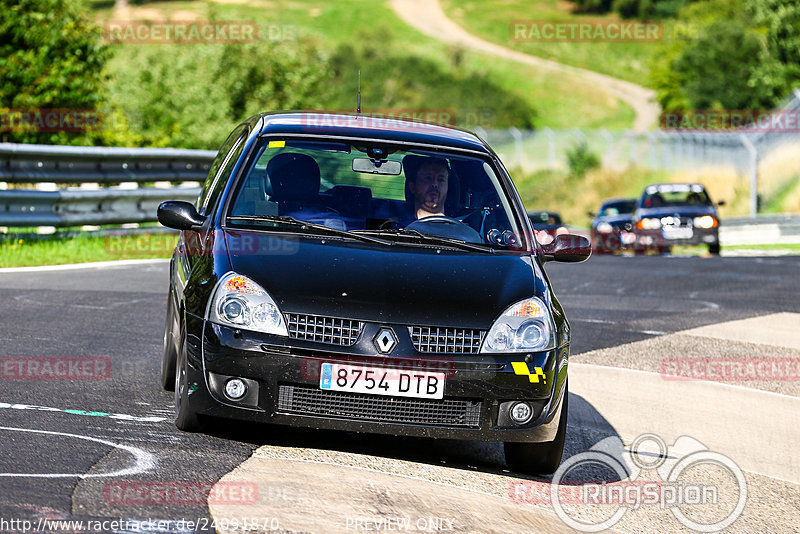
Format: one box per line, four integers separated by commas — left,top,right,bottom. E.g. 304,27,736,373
408,158,449,220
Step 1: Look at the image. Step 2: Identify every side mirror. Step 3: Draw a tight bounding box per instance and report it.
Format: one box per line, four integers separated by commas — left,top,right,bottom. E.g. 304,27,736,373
542,234,591,263
157,200,206,231
587,211,596,218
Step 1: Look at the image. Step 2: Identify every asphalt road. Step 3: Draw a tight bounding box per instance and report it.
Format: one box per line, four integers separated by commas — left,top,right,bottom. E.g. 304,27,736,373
0,255,797,533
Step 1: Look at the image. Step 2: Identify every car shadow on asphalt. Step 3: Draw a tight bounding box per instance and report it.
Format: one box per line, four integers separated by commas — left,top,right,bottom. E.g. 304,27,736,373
198,392,628,484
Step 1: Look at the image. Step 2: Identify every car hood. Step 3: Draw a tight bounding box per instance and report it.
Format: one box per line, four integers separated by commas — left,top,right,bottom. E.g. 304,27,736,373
635,206,717,219
223,229,538,328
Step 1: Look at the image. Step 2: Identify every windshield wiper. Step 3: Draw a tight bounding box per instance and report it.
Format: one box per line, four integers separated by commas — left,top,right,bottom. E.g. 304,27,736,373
353,228,494,253
228,215,394,247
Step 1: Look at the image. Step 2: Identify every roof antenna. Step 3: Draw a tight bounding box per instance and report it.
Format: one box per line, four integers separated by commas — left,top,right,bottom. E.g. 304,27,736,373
356,69,361,117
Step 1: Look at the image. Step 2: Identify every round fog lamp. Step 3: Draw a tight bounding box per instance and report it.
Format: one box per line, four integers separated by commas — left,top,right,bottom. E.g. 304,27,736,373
224,378,247,400
509,402,533,424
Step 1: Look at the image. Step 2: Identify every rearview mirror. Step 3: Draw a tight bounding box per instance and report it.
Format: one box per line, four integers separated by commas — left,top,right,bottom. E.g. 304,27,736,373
542,234,591,263
157,200,206,231
352,158,402,175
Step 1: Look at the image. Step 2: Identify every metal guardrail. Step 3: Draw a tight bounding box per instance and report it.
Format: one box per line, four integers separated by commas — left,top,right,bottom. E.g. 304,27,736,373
720,215,800,246
0,143,215,184
0,143,214,227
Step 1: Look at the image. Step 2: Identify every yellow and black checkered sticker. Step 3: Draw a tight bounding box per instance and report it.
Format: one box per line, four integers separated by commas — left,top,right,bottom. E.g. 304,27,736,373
511,362,547,384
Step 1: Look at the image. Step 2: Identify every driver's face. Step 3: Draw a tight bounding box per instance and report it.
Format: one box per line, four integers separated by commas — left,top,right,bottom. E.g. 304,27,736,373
411,164,448,213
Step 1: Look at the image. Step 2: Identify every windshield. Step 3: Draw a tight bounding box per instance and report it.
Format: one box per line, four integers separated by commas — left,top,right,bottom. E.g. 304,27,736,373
226,138,524,250
599,200,636,216
528,211,562,227
641,185,711,208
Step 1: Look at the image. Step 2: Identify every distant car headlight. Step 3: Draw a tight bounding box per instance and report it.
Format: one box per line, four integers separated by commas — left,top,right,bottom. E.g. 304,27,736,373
481,297,555,353
693,215,718,229
636,217,662,230
596,222,613,233
206,272,287,336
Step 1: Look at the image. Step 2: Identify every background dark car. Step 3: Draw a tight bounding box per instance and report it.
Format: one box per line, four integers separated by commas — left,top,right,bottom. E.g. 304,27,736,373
528,210,568,245
632,183,722,255
589,198,637,254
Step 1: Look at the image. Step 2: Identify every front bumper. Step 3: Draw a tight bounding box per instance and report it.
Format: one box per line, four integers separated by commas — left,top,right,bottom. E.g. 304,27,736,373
634,227,719,248
182,316,568,443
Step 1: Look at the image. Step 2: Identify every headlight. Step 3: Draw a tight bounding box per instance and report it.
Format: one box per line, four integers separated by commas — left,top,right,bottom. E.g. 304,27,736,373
481,297,555,353
596,222,613,233
636,217,661,230
206,272,288,336
693,215,718,229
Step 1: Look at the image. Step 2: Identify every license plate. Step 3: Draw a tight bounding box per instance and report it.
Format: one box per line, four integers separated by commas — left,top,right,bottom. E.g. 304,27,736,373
621,232,636,245
319,363,445,399
662,227,693,240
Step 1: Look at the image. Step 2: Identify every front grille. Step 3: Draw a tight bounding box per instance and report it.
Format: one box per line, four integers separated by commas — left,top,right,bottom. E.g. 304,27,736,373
277,384,482,428
285,313,364,346
409,326,486,354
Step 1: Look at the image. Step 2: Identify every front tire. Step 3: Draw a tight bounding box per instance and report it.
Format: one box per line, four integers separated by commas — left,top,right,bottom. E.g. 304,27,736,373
174,322,202,432
709,242,721,255
161,296,177,391
504,384,569,475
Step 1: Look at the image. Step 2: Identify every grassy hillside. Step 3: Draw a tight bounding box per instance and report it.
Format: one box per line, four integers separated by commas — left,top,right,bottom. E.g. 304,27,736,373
89,0,635,147
441,0,663,85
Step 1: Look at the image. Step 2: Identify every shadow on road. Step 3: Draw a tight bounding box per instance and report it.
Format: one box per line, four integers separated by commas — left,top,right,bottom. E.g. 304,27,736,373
197,391,627,482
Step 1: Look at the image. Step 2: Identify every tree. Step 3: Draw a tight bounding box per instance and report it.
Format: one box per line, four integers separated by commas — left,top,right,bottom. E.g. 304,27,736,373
0,0,108,144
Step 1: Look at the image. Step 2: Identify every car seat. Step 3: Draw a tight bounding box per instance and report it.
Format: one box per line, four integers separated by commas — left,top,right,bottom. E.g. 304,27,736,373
266,153,344,229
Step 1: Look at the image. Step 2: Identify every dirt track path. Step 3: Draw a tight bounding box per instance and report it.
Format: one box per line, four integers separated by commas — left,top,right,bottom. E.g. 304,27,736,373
390,0,659,131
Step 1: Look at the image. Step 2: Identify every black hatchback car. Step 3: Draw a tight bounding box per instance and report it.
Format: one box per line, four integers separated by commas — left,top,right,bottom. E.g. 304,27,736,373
157,112,590,474
632,183,722,254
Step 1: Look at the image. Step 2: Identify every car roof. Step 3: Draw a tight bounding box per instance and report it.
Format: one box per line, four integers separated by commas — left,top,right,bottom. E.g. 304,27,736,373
248,112,491,154
601,198,636,206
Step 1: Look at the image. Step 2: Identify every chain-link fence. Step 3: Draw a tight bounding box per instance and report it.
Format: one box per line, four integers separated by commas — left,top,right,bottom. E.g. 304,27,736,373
475,89,800,217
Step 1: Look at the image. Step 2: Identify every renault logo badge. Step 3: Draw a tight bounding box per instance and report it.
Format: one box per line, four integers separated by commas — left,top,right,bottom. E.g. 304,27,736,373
374,328,397,354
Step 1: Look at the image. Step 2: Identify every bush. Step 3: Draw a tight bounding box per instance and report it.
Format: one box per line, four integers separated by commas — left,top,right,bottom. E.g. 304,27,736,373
0,0,108,145
566,143,601,178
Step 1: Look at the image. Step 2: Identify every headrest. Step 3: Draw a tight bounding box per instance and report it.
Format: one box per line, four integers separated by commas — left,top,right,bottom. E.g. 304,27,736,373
266,153,321,201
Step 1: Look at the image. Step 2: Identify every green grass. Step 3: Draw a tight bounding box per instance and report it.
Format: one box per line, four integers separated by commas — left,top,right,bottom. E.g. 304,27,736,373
723,243,800,251
441,0,665,85
0,233,176,267
90,0,635,132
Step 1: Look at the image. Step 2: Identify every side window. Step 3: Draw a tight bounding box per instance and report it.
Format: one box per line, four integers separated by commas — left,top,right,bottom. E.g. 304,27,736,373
197,125,248,214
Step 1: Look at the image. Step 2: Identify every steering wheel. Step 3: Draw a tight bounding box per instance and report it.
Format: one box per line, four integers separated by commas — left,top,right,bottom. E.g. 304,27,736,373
405,215,483,243
414,215,463,225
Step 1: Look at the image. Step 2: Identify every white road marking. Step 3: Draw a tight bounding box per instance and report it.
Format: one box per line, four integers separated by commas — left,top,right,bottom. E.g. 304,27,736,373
0,258,169,274
0,402,167,423
0,426,156,478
